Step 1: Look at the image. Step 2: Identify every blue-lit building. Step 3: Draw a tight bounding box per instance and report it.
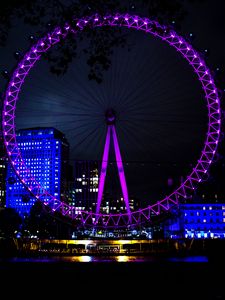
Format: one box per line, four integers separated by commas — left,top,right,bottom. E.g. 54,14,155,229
182,203,225,239
166,203,225,239
6,127,70,216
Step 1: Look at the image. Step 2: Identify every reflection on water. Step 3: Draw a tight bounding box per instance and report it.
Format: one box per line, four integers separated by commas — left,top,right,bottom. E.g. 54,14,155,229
66,255,150,263
4,255,208,263
168,255,208,262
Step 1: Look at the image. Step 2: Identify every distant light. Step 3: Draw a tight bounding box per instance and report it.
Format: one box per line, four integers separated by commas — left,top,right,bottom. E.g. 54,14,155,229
2,70,9,79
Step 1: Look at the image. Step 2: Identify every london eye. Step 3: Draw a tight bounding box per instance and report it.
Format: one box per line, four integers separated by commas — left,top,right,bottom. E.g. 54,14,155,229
2,13,221,228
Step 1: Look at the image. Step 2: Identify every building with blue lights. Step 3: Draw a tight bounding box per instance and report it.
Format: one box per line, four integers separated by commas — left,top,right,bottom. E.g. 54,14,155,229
6,127,70,216
182,203,225,239
166,203,225,239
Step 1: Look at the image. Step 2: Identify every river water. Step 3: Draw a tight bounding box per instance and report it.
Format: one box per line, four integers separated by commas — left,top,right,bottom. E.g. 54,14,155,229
0,255,224,299
0,254,209,263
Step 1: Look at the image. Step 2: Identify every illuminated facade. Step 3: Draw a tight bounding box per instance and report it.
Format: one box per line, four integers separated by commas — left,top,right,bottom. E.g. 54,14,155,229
167,203,225,239
101,196,140,214
182,203,225,238
71,160,99,212
6,127,70,216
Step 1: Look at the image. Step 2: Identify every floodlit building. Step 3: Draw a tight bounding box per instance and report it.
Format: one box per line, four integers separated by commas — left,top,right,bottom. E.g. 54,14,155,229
166,203,225,239
6,127,70,216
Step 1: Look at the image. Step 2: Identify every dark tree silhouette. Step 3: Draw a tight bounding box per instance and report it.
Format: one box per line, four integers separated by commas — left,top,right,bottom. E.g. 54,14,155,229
0,0,205,83
0,207,22,237
24,201,72,238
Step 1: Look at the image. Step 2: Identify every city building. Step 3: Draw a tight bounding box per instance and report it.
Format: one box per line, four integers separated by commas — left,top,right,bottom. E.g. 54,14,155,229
6,127,70,216
101,194,140,214
166,203,225,239
69,160,99,212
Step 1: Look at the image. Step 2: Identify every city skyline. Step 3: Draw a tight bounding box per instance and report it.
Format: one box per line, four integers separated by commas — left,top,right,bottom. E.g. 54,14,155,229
0,0,225,222
0,3,225,297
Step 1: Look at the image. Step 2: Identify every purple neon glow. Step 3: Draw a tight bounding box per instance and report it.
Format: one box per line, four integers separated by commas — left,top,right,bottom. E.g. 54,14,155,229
96,124,131,218
2,13,221,228
111,125,131,217
96,126,111,216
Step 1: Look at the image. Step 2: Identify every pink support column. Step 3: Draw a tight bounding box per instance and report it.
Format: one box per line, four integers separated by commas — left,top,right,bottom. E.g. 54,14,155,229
96,109,131,221
96,126,111,215
111,125,131,217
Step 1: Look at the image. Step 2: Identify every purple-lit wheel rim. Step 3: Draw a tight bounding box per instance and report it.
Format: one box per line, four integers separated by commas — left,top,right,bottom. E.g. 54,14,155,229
2,14,221,228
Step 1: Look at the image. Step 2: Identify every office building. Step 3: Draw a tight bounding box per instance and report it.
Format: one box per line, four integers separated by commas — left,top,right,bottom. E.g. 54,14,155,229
6,127,70,216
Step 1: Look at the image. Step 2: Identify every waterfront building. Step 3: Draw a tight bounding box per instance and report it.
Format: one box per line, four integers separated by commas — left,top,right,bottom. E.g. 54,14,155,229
167,203,225,239
6,127,70,216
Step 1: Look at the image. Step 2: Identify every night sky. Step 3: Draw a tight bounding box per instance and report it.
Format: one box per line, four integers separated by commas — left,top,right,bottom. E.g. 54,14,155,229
1,0,225,206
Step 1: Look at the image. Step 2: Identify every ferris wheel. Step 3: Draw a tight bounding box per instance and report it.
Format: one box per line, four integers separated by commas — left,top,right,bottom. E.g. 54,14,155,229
2,13,221,228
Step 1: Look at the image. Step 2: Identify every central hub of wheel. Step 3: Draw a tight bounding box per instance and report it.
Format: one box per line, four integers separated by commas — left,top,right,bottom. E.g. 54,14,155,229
105,108,116,125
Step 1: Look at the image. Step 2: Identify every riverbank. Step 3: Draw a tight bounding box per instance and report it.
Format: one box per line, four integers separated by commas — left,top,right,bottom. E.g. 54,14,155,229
1,237,225,262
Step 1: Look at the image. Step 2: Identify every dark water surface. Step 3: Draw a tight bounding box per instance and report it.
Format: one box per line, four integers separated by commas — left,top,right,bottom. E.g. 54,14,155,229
0,255,224,299
0,254,209,263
